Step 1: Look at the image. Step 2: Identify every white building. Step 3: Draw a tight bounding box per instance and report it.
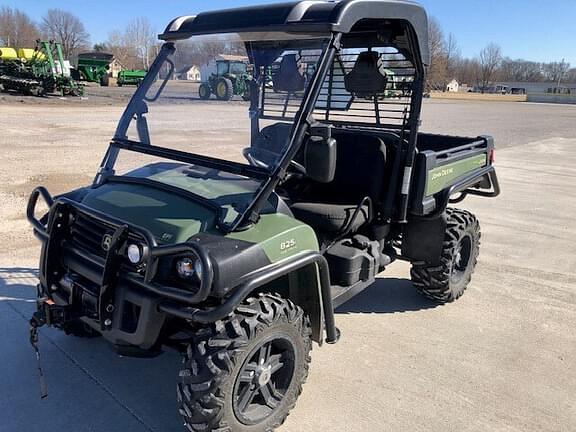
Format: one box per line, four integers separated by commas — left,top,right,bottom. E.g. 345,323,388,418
178,65,201,81
446,79,459,92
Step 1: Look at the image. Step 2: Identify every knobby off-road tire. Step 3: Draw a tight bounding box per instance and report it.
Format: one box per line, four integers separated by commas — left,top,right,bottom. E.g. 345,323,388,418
177,293,312,432
411,208,481,303
215,78,234,101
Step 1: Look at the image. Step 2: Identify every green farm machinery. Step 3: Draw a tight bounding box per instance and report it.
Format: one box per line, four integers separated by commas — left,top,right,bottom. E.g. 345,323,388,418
117,69,147,87
75,52,113,86
198,59,252,101
0,40,84,96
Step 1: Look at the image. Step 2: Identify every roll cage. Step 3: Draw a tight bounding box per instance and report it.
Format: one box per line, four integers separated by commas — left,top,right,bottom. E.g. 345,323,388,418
95,0,428,232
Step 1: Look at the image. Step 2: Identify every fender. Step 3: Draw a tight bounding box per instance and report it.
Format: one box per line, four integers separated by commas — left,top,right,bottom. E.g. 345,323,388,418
158,251,339,344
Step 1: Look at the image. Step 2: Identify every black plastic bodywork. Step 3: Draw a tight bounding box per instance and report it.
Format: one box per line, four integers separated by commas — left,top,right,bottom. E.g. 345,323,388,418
160,0,430,66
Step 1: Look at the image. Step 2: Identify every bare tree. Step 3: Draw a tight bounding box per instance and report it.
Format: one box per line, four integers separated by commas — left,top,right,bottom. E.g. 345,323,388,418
477,43,502,93
426,17,447,90
124,18,156,70
444,33,460,79
41,9,90,59
106,18,156,70
0,6,40,47
543,59,571,87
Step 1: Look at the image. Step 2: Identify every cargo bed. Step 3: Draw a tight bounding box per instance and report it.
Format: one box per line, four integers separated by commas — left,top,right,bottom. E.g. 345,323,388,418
410,133,500,216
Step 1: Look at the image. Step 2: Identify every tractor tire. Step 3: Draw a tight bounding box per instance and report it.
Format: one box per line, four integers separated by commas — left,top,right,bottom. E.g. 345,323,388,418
411,208,481,303
215,77,234,101
63,320,101,338
177,293,312,432
198,83,211,100
100,74,110,87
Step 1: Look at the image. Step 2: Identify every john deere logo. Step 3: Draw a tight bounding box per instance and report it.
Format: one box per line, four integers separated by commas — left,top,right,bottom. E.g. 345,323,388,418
101,234,113,251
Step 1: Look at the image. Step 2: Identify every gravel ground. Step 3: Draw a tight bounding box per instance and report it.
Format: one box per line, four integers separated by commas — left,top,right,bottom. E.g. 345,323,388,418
0,94,575,431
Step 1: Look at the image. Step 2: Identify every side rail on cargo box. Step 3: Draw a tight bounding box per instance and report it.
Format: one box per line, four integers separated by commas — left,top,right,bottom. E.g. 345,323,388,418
410,135,500,216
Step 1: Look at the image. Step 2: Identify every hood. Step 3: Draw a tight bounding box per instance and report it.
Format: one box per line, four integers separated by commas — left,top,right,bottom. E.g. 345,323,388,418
81,182,218,243
80,162,264,243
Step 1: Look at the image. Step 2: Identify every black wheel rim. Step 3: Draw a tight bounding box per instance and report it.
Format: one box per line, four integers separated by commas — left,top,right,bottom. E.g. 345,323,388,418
232,336,296,425
451,234,472,283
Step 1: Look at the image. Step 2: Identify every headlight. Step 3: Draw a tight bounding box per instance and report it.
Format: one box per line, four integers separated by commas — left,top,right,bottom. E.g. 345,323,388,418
176,256,202,281
127,244,142,264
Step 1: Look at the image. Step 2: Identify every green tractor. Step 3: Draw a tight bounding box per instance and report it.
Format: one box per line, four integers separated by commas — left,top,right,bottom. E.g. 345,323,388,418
198,59,252,101
74,52,113,86
0,40,83,96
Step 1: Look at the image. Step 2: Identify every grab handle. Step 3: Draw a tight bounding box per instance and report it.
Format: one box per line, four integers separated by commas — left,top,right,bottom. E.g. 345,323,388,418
27,187,54,239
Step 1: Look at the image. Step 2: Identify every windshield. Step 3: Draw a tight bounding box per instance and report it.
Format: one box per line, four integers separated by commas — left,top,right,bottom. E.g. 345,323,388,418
109,33,329,228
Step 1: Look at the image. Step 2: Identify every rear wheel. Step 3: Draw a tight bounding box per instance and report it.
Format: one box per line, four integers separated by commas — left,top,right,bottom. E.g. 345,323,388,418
100,74,110,87
198,83,211,100
411,208,481,303
177,293,312,432
215,77,234,101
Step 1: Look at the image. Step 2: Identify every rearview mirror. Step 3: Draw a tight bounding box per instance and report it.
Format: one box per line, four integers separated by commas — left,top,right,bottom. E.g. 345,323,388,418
304,126,337,183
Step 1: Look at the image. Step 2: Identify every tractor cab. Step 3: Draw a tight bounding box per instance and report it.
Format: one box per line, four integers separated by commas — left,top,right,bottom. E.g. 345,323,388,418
217,59,248,76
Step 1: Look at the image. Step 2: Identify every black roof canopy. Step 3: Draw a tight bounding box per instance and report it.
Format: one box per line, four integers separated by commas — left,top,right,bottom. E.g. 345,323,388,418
160,0,430,65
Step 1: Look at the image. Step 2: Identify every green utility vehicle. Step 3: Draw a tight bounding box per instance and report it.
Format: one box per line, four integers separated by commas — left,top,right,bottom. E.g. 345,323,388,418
199,58,252,100
0,40,83,96
117,69,147,87
74,51,113,86
27,1,499,431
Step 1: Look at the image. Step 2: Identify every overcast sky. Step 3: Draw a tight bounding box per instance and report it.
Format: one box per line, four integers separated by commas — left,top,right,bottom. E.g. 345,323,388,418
4,0,576,65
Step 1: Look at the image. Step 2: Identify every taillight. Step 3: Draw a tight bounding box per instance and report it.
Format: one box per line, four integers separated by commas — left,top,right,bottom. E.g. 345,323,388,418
489,148,496,164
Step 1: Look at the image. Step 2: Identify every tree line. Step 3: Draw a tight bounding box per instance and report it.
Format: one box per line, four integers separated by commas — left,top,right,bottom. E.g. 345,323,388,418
0,6,156,70
2,6,574,86
428,16,576,92
0,6,89,59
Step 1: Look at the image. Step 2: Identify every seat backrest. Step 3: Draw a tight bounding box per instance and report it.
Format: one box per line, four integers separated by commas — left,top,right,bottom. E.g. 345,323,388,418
344,51,388,98
273,54,306,93
304,130,387,205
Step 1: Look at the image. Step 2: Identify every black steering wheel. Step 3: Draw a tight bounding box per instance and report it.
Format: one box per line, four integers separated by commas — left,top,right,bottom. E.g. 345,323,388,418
243,147,306,175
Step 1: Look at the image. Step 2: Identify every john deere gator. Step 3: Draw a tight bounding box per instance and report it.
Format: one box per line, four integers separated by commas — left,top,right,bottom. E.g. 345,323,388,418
27,1,500,430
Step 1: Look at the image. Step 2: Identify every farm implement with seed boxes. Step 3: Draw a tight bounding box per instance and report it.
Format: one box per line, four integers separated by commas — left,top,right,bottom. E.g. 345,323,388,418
0,40,83,97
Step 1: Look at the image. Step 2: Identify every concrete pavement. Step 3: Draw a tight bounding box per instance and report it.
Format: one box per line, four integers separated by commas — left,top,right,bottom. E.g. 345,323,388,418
1,136,575,431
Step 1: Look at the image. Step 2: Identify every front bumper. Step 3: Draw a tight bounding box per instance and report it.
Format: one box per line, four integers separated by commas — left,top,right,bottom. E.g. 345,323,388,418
28,188,213,348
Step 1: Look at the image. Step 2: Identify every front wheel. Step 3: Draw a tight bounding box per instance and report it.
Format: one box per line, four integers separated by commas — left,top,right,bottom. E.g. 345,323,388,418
411,208,481,303
178,293,312,432
198,83,211,100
